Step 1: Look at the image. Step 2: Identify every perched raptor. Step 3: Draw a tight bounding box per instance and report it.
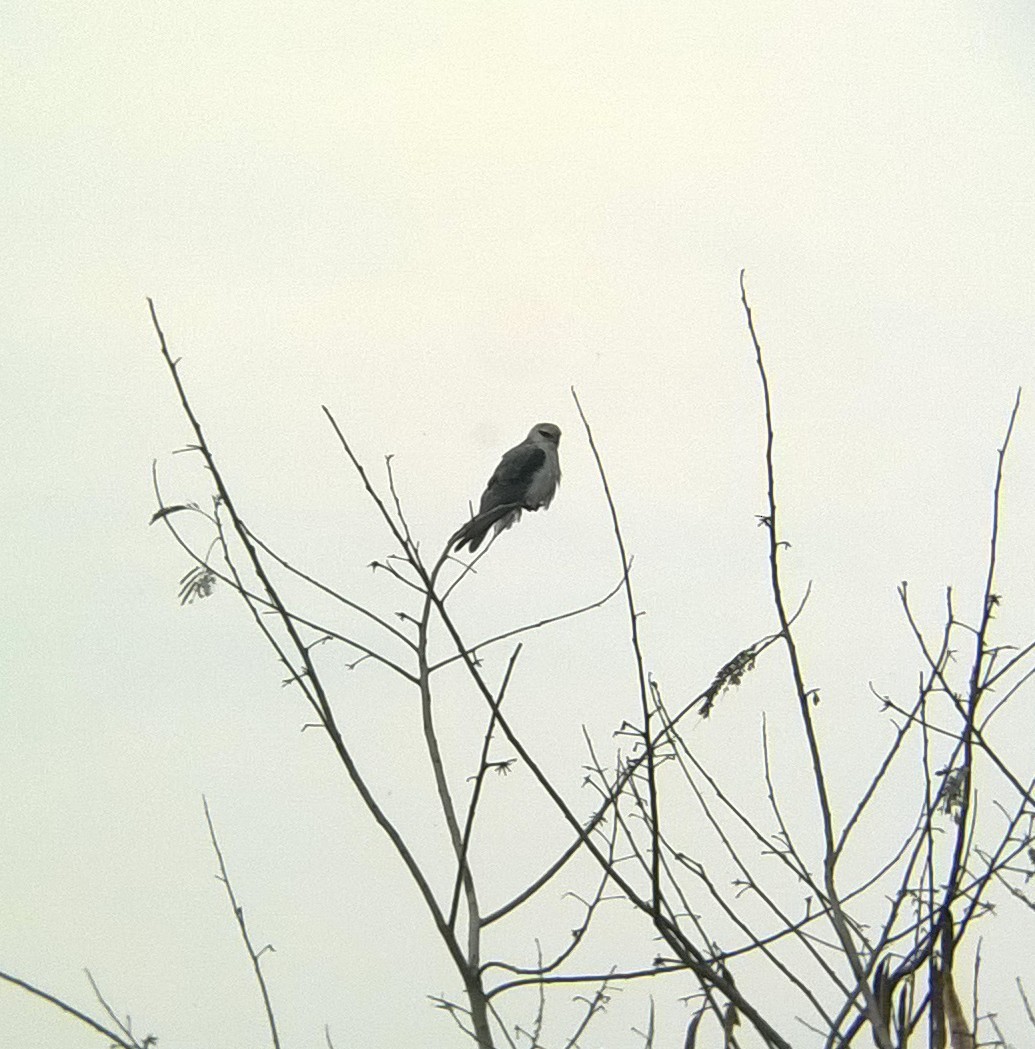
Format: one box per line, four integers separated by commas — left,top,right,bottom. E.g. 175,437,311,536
451,423,562,553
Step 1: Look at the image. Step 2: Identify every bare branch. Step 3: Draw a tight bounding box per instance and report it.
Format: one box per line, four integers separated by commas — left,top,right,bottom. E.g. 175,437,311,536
203,796,281,1049
0,968,148,1049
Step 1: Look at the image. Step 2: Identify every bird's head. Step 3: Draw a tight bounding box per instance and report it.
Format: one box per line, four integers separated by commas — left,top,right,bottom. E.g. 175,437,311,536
529,423,561,445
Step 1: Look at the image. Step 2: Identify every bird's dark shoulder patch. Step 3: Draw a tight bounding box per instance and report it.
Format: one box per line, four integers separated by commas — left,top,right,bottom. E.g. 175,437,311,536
490,445,545,488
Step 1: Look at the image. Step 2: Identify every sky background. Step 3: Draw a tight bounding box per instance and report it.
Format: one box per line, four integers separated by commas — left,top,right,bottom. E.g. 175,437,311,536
4,2,1035,1046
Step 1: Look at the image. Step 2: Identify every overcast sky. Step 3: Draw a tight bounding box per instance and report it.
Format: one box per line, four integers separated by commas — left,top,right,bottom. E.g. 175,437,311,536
4,2,1035,1047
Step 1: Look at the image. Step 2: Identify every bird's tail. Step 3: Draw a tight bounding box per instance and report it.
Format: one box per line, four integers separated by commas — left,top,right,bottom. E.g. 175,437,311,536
450,503,524,553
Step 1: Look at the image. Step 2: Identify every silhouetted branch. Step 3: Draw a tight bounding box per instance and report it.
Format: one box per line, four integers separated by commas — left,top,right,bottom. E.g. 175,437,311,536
0,968,150,1049
203,797,281,1049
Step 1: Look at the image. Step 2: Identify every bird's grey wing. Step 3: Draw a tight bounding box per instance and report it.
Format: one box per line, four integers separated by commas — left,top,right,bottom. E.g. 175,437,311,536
479,443,546,512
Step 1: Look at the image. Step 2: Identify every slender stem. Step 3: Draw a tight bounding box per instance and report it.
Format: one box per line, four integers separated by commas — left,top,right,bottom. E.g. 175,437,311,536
203,797,281,1049
448,647,522,930
416,583,480,952
244,524,419,650
148,302,468,983
740,271,890,1048
0,969,142,1049
571,388,662,918
941,390,1022,920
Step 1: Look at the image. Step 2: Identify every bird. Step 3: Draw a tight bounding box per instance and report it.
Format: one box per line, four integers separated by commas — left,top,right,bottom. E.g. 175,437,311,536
451,423,562,553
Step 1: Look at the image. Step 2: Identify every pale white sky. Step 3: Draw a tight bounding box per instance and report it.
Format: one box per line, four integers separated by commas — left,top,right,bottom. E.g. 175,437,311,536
4,2,1035,1046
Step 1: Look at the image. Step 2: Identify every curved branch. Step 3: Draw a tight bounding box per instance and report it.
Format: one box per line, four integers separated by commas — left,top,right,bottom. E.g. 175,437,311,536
427,569,628,673
0,969,144,1049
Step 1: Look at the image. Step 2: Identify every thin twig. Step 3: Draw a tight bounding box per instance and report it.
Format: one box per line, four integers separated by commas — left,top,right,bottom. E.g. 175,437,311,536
0,969,145,1049
448,646,523,930
571,388,662,919
203,797,281,1049
149,303,467,987
740,271,889,1049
